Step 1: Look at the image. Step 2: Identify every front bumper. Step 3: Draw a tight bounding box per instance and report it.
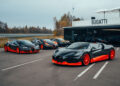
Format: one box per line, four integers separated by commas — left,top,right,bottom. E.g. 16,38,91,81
20,49,40,54
52,59,82,66
45,45,58,49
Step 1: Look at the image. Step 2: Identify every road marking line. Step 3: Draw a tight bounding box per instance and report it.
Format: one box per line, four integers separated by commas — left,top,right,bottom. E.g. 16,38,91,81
74,63,95,81
117,48,119,51
1,58,43,71
93,61,109,79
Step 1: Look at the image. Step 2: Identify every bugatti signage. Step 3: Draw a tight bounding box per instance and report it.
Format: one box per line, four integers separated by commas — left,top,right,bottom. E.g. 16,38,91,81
91,17,108,25
72,17,120,26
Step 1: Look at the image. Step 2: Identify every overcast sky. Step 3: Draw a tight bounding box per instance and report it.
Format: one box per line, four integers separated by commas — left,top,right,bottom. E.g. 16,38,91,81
0,0,120,29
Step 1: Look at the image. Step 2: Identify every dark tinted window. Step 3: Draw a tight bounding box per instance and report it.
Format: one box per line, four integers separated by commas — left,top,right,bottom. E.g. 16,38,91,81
9,41,18,46
91,43,102,50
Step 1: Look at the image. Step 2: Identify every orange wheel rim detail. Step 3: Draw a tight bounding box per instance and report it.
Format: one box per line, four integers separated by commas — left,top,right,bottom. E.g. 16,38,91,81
110,50,115,60
83,54,90,65
16,48,19,53
41,45,43,49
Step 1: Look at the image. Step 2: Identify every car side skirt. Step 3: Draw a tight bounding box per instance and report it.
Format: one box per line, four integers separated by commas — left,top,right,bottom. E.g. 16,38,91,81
52,54,110,66
52,59,82,66
20,50,40,54
6,46,40,54
7,46,16,52
90,55,109,63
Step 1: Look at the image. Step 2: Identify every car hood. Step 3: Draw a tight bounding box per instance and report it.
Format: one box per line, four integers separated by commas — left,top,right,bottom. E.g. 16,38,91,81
48,42,54,45
47,42,56,46
54,48,85,57
22,44,36,48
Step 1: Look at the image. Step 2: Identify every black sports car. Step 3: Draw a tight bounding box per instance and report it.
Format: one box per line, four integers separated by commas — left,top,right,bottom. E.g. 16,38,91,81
51,38,70,47
31,38,44,49
52,42,115,66
4,40,40,53
32,39,58,49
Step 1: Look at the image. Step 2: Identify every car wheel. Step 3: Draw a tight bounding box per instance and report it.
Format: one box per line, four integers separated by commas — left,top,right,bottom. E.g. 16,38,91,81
82,54,90,66
4,45,8,52
16,47,20,54
109,49,115,60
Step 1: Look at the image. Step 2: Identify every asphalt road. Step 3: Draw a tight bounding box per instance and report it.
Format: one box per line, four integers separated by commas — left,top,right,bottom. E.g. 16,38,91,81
0,48,120,86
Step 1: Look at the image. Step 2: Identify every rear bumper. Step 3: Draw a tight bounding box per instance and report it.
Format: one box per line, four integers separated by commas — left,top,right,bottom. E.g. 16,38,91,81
52,59,82,66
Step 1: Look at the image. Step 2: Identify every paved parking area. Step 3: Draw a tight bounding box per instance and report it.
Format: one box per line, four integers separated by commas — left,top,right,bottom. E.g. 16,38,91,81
0,48,120,86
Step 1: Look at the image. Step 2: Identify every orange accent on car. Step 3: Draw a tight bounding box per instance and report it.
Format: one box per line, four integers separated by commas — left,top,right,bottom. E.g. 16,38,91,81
7,46,16,52
110,49,115,60
6,46,40,54
4,46,8,52
20,50,40,54
16,48,20,53
91,55,109,63
41,45,43,49
45,42,49,45
52,59,82,66
53,41,58,45
83,54,90,65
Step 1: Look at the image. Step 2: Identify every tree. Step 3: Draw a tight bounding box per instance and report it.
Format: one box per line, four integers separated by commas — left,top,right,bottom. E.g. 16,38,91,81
53,13,72,36
0,20,53,34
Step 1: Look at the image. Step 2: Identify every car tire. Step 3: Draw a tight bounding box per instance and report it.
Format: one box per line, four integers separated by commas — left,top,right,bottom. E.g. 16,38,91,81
109,49,115,60
16,47,20,54
82,53,90,66
4,45,8,52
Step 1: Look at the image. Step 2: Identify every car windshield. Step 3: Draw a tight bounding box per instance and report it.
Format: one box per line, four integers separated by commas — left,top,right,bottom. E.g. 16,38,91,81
67,42,89,49
18,40,34,46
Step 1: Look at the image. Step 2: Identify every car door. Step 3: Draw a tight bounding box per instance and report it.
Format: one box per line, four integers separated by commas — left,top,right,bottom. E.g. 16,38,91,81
91,44,102,58
99,43,110,57
90,44,104,62
91,43,109,62
9,41,14,50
